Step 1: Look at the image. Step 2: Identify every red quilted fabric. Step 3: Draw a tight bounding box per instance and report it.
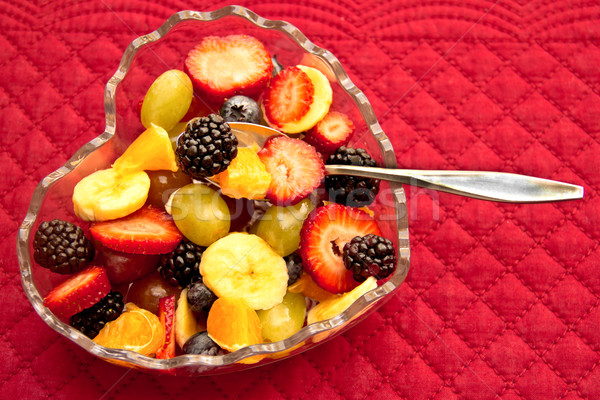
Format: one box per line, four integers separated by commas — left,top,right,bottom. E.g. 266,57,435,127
2,0,599,399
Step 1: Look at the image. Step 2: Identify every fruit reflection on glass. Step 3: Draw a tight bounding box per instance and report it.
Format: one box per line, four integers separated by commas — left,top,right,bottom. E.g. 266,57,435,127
33,33,397,362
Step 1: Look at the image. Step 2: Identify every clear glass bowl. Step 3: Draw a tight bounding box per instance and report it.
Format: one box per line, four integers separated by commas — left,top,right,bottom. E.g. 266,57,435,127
17,6,410,375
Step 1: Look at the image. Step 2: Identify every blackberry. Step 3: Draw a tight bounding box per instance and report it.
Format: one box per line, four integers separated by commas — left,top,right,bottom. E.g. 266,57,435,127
176,114,238,179
70,291,124,339
285,252,303,286
187,282,217,313
343,234,396,282
33,219,95,274
325,146,380,207
182,331,221,356
159,240,204,287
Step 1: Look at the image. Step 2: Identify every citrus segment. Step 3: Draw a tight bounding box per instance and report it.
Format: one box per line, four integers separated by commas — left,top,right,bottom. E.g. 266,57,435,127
288,273,338,302
113,124,178,175
93,303,165,356
214,147,271,200
206,297,262,352
306,276,377,325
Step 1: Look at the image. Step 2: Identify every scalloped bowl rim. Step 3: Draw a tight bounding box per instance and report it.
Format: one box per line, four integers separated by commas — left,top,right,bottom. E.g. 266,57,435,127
17,6,410,371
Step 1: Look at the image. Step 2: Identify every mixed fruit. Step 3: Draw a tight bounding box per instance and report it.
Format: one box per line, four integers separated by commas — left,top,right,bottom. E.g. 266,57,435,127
34,34,397,361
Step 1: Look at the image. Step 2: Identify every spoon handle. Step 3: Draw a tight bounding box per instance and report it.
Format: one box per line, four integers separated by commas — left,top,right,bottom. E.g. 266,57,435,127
324,165,584,203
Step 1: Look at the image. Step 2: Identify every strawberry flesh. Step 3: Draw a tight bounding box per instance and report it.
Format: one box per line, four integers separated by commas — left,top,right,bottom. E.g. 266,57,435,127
156,295,176,359
304,111,354,154
90,205,182,255
258,136,324,206
262,66,314,127
299,204,381,294
44,266,111,322
184,35,273,103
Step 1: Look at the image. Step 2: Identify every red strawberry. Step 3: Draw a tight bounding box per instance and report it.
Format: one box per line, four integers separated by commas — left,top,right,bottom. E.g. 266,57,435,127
90,205,182,255
304,111,354,154
262,66,314,127
156,295,176,359
299,204,381,294
184,35,273,103
258,136,324,205
44,266,111,322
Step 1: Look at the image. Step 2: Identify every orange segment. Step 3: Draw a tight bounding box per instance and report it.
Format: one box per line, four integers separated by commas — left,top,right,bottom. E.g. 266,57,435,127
288,273,338,302
214,147,271,200
207,297,262,352
93,303,165,356
113,124,178,175
307,277,377,325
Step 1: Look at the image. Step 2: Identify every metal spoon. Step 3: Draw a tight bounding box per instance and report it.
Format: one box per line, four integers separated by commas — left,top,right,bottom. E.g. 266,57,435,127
227,122,583,203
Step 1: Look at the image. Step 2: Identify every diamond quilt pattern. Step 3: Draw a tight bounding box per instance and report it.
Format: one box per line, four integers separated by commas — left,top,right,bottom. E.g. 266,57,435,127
1,0,599,399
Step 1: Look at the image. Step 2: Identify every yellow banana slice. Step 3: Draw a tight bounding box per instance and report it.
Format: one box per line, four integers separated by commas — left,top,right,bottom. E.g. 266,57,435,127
200,233,288,310
113,123,178,175
307,276,377,325
73,168,150,221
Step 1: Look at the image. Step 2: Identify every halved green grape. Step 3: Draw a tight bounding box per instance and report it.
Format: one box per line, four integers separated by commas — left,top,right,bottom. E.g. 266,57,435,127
169,183,230,247
254,199,315,256
256,291,306,342
141,70,193,131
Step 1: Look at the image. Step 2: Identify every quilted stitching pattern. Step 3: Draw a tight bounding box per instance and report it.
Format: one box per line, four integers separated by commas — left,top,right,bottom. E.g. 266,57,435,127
1,0,599,398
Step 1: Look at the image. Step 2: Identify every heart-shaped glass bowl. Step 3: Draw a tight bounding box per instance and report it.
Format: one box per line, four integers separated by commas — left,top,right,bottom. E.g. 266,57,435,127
17,6,410,375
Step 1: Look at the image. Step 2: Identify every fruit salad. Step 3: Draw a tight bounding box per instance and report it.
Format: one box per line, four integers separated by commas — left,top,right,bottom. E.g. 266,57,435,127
34,34,397,362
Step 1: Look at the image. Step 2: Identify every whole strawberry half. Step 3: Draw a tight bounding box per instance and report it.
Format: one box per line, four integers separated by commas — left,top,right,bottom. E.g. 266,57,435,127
90,205,182,255
299,204,381,294
303,111,354,154
44,266,111,322
258,136,324,206
184,35,273,103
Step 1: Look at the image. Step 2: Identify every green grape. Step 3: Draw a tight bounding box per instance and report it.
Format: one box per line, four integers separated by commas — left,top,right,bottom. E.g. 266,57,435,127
254,199,315,256
169,183,230,247
257,291,306,342
141,70,193,131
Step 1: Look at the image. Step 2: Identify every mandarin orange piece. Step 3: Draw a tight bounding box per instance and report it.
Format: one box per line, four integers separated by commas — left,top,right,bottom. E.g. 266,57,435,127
93,303,165,356
113,124,178,175
288,273,338,302
206,297,262,352
214,147,271,200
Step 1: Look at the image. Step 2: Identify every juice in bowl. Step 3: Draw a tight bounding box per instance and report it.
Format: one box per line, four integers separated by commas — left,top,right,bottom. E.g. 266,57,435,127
17,6,409,375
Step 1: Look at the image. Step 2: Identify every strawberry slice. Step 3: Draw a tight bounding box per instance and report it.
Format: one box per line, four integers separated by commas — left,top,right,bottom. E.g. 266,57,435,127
90,205,182,255
304,111,354,154
262,66,314,127
299,204,381,294
184,35,273,103
44,266,111,322
258,136,324,205
156,295,176,359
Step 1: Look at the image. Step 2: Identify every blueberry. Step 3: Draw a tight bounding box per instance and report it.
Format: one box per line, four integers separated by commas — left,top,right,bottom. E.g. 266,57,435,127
284,252,303,286
187,282,217,313
219,95,261,124
182,331,220,355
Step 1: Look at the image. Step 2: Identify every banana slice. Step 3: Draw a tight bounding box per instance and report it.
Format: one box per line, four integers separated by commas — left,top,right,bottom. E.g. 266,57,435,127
307,276,377,325
73,168,150,221
200,233,288,310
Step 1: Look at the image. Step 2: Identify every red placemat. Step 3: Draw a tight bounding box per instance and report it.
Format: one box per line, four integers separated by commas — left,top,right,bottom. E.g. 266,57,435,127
1,1,599,399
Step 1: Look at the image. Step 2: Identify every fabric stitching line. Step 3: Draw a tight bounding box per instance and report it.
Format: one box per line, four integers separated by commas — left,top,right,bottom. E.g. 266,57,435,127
440,42,564,172
369,0,523,21
531,1,600,36
477,40,600,192
364,11,521,40
0,30,101,149
0,320,58,397
300,350,346,400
